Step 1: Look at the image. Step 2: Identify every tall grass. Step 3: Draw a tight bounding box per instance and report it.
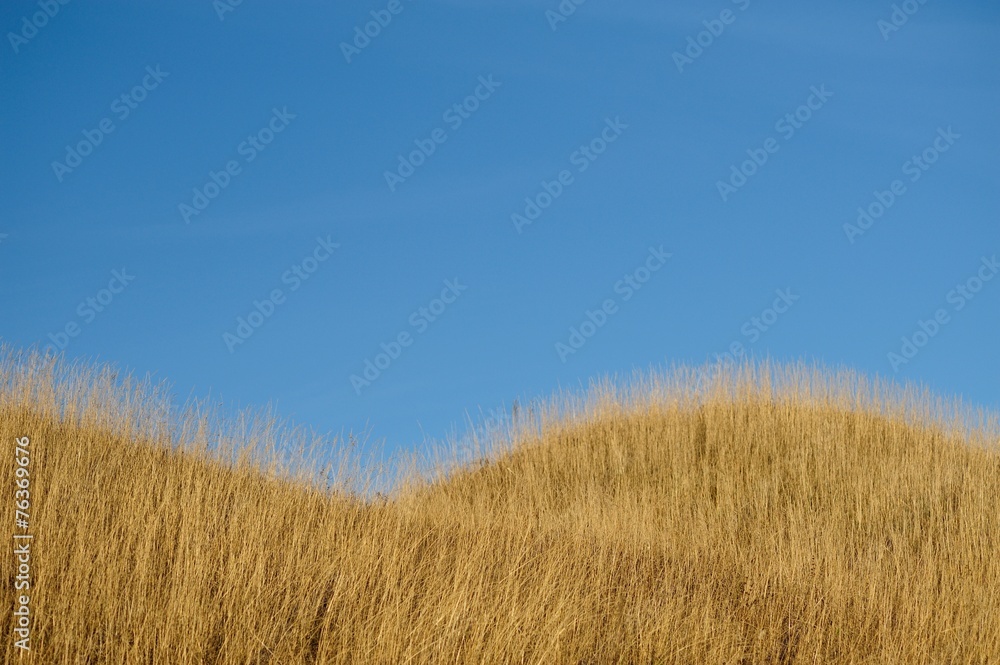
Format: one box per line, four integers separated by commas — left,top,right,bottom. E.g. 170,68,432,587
1,346,998,663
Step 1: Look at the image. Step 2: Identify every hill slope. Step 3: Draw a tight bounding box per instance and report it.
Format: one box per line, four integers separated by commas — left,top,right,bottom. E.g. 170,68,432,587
2,353,999,663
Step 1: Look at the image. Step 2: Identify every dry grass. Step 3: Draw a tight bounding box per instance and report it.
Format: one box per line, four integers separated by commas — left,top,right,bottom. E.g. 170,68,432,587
1,347,999,663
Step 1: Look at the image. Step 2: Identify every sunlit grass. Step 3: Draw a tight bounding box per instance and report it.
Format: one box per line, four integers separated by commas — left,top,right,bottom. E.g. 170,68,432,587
1,347,998,663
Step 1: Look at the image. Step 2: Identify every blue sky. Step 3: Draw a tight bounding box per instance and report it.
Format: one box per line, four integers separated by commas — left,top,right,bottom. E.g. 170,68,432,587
2,0,998,460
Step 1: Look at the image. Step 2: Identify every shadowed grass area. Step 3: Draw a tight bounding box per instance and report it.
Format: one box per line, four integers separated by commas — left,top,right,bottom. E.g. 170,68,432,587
1,348,998,663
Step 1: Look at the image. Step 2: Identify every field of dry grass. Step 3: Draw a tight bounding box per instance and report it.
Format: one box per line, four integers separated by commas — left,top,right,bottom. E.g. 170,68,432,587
1,347,999,663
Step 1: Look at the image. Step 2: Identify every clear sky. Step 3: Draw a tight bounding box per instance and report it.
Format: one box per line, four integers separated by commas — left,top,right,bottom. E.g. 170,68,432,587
2,0,998,460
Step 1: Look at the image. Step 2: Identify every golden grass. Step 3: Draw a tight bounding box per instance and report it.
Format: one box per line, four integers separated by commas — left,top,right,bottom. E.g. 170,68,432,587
1,348,999,663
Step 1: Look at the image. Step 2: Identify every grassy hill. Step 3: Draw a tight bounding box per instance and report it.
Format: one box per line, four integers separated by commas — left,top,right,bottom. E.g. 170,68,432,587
1,349,998,663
